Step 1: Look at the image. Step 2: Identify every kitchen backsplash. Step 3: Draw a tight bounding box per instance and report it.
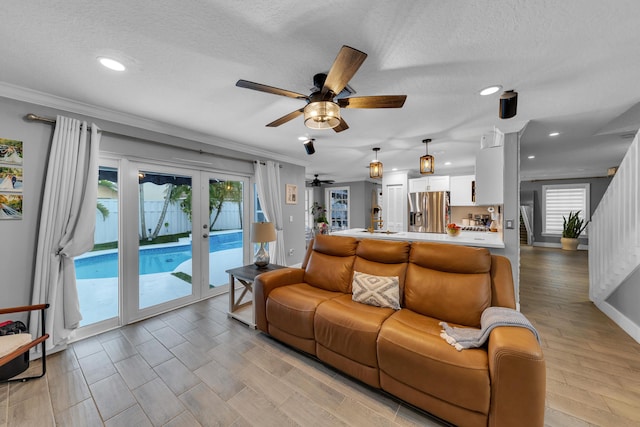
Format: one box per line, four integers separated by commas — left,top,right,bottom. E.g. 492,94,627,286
451,205,501,226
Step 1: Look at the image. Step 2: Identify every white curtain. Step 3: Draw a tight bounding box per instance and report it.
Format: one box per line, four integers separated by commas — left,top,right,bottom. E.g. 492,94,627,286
254,161,286,265
30,116,101,350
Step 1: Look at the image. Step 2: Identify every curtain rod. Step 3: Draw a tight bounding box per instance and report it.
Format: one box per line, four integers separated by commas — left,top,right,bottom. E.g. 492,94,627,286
24,113,275,167
253,160,283,168
26,113,97,131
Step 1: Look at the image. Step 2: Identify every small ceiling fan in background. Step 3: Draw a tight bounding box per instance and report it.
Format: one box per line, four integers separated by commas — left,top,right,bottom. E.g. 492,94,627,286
306,174,335,187
236,45,407,132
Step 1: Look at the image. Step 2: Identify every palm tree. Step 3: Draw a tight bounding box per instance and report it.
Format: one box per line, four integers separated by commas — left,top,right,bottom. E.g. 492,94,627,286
209,181,243,230
148,184,190,240
97,179,117,220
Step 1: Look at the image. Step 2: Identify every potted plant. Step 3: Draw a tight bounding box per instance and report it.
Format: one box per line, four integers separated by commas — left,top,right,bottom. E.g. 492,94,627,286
561,210,588,251
311,202,329,235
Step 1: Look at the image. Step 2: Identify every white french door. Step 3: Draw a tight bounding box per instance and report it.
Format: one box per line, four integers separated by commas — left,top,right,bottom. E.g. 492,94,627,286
75,159,251,334
127,164,250,322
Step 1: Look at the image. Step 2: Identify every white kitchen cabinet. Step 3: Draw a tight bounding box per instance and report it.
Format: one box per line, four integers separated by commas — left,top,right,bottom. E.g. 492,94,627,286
450,175,475,206
475,145,503,205
408,176,450,193
408,177,427,193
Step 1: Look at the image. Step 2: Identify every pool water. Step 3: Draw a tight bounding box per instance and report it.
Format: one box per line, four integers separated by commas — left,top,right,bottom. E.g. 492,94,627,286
75,231,243,279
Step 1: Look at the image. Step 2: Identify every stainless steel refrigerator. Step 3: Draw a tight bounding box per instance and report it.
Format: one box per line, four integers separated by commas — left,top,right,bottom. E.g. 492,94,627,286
408,191,451,233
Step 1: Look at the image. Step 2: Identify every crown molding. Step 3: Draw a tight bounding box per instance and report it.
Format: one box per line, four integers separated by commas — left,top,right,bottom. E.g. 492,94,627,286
0,82,309,167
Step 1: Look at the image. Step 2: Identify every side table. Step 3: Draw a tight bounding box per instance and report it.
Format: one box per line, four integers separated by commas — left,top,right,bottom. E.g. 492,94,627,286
225,263,286,328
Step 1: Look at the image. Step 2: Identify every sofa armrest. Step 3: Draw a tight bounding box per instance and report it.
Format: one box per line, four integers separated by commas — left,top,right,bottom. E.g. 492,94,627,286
254,268,305,332
488,326,546,427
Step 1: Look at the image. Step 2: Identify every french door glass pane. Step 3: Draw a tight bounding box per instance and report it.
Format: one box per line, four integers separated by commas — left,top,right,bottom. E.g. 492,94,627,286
328,188,349,230
208,178,244,287
138,171,193,309
75,166,119,327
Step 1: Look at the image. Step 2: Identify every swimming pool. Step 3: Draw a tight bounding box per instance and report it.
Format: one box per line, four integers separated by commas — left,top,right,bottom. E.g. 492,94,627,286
75,231,243,279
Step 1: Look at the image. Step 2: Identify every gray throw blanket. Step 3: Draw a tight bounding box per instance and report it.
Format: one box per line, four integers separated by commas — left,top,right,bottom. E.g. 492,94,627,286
440,307,540,351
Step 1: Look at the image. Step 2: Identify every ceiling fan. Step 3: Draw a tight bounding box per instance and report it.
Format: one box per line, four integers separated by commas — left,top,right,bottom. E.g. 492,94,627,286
307,174,335,187
236,45,407,132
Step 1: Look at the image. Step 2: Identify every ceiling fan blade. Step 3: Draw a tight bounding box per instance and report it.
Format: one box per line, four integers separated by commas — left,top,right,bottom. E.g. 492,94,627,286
321,46,367,98
333,117,349,133
266,109,304,127
338,95,407,109
236,80,308,100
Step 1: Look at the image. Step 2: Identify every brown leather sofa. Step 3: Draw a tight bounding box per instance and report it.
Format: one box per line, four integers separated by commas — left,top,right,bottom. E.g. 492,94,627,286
254,235,545,427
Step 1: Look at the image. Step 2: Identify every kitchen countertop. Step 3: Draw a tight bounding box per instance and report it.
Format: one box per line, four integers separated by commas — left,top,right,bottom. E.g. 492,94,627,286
330,228,505,249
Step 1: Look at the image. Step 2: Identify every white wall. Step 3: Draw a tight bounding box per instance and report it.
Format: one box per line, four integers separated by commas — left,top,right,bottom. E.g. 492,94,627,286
487,131,520,303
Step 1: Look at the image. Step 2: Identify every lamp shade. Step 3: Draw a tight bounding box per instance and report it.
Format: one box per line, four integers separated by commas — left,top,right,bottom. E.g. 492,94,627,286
251,222,276,243
420,154,435,174
420,138,435,174
369,147,383,179
304,101,341,129
369,161,383,179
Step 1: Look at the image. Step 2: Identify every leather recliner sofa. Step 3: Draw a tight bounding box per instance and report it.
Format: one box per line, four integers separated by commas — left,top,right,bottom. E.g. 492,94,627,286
254,235,545,427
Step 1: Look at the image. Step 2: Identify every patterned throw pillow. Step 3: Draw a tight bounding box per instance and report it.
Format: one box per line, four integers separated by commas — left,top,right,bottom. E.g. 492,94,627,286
352,271,400,310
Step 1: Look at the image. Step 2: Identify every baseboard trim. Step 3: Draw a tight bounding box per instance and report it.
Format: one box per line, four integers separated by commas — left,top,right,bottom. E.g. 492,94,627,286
594,300,640,344
532,242,589,250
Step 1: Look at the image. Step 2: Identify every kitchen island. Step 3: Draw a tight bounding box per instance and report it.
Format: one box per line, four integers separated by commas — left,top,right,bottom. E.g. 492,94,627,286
330,228,505,249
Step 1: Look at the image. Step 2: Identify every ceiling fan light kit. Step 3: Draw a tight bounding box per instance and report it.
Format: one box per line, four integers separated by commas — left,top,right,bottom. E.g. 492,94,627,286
304,101,341,129
236,45,406,133
420,138,435,174
370,147,383,179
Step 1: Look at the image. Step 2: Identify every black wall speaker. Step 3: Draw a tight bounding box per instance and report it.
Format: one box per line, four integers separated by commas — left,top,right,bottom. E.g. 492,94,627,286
303,139,315,155
499,90,518,119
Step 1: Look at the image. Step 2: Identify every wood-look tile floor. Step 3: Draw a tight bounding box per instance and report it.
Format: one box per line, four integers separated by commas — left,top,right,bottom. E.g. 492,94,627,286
2,246,639,426
519,246,640,427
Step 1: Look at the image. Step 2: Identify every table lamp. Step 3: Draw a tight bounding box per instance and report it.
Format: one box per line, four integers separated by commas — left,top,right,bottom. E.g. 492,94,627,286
250,222,276,267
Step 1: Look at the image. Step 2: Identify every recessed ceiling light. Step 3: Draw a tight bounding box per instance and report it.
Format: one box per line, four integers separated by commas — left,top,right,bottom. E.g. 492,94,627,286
444,161,452,166
298,136,308,141
528,155,535,159
549,132,560,137
392,168,398,171
98,57,126,71
479,85,502,96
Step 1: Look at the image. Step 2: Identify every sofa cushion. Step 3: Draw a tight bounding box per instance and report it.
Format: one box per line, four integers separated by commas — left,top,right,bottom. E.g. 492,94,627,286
352,271,400,310
315,294,394,368
378,309,491,415
304,235,357,293
0,334,33,358
353,239,410,301
356,238,410,264
409,241,492,274
266,283,341,340
405,242,492,327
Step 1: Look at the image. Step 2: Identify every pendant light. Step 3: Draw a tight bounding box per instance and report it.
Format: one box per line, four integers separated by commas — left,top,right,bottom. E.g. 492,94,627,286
370,147,383,179
420,139,435,175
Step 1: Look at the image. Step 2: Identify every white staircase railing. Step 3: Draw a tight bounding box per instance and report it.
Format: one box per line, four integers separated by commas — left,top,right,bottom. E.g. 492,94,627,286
589,132,640,303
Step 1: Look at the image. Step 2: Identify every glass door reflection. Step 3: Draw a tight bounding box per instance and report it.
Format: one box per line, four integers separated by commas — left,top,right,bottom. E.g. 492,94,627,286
138,170,194,309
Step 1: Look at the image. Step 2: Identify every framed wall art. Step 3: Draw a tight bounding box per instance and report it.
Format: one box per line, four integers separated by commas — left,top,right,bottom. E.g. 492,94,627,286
285,184,297,205
0,138,23,220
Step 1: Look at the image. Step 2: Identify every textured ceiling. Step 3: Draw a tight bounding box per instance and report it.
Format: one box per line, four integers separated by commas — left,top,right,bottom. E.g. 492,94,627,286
1,0,639,182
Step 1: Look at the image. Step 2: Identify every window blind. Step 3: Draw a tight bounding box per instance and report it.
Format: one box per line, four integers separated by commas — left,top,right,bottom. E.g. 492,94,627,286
542,184,589,235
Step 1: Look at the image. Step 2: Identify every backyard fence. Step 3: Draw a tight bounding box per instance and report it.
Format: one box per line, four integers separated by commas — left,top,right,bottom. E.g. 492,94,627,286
95,199,242,244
